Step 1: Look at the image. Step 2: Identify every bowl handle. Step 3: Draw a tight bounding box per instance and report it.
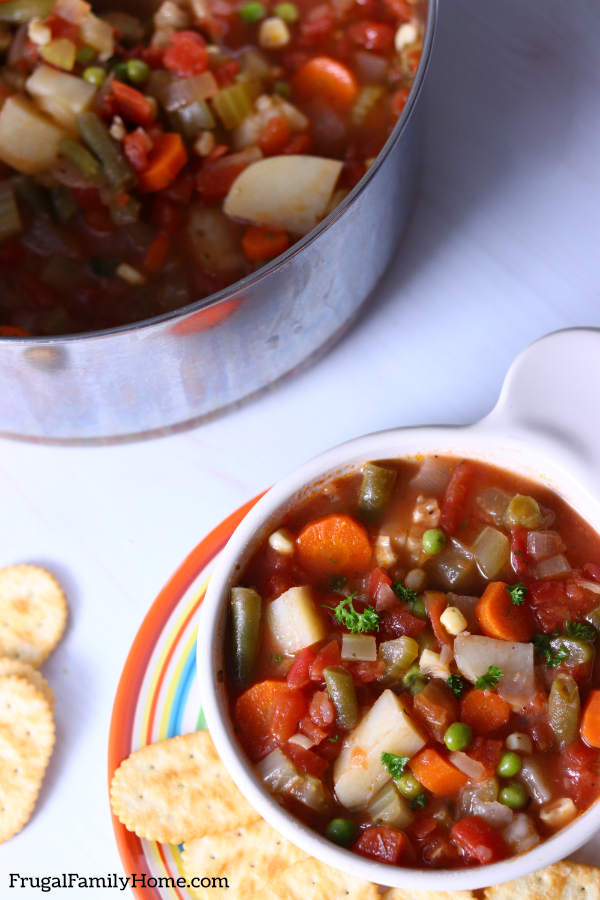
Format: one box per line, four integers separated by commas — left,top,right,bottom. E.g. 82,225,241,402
478,328,600,473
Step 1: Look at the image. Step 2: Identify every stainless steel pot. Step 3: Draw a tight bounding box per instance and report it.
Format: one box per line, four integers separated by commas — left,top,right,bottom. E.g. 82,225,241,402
0,1,437,442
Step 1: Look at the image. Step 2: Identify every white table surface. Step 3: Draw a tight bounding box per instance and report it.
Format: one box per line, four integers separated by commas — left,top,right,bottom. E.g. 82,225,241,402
2,0,600,894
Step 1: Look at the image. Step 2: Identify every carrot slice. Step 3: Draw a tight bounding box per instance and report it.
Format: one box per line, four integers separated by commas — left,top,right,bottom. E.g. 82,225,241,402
111,80,155,127
460,688,511,735
424,591,452,646
293,56,359,111
581,689,600,749
242,225,290,263
296,514,372,576
143,231,170,272
234,679,302,761
409,748,468,796
475,581,533,642
138,133,188,193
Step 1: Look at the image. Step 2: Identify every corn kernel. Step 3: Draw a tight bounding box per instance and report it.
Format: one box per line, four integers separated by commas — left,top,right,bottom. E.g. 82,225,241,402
268,528,295,556
259,16,291,49
109,116,126,141
395,21,418,52
506,732,533,754
440,606,467,636
194,130,215,156
539,797,577,830
116,263,145,285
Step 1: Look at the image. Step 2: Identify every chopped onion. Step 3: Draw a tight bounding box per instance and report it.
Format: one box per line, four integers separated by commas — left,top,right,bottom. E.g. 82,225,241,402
502,813,539,853
457,777,498,818
520,758,552,804
440,644,453,667
375,581,397,611
256,748,299,792
526,530,565,561
164,71,219,110
288,733,315,749
341,633,377,662
449,751,485,780
7,23,28,67
454,634,535,710
533,554,571,581
409,457,451,495
472,526,510,579
476,487,512,527
353,50,388,83
54,0,89,22
576,579,600,595
287,773,330,813
474,800,514,828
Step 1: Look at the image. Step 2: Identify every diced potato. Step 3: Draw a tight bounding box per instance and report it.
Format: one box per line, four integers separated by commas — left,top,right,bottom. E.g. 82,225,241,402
341,634,377,661
265,585,325,654
419,648,451,680
454,634,535,710
333,689,426,809
187,205,245,274
0,96,66,174
26,65,96,131
268,528,295,556
224,155,343,236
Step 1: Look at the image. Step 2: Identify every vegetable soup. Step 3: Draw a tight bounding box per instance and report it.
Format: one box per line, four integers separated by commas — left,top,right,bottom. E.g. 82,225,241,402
0,0,424,336
227,456,600,869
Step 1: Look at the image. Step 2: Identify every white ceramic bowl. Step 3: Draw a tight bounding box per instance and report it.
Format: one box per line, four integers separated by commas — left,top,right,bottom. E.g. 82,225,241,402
198,327,600,891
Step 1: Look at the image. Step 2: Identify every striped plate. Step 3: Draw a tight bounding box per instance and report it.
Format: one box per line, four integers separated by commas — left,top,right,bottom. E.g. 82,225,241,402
108,495,261,900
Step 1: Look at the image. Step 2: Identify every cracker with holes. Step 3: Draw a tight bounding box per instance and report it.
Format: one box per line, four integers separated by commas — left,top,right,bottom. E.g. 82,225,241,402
0,658,54,707
382,890,476,900
0,675,55,843
483,861,600,900
110,730,261,844
182,818,307,900
0,565,67,667
264,857,379,900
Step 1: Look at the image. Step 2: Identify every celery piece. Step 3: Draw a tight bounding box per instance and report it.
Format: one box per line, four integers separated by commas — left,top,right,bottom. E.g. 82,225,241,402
76,112,136,191
40,38,77,72
0,180,22,240
59,138,100,179
324,666,359,729
212,82,253,130
352,85,384,127
0,0,52,23
548,673,580,747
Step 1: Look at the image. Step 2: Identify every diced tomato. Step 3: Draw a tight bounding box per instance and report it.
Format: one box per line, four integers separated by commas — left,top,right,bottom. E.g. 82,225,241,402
309,640,341,681
529,579,598,633
309,690,336,727
583,563,600,582
299,9,336,44
258,115,292,156
73,187,102,211
196,157,248,203
354,825,407,865
282,132,313,155
46,14,80,43
143,232,170,273
18,274,58,310
467,737,503,780
163,30,208,76
317,732,343,759
439,461,473,535
349,660,385,682
112,81,155,127
162,171,195,204
339,157,365,189
287,646,318,689
347,20,395,52
271,689,308,744
366,566,392,603
510,525,530,577
299,716,329,744
285,741,329,777
450,816,508,865
391,86,410,116
380,605,427,639
123,128,152,172
0,238,24,267
214,59,240,87
84,206,114,234
127,43,165,68
413,681,459,743
383,0,413,20
558,741,600,807
151,196,186,233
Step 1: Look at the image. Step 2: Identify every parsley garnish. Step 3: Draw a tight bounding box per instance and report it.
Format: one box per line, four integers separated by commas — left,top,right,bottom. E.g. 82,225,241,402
392,582,419,606
532,633,570,667
324,594,380,633
271,653,283,663
411,793,428,809
447,674,465,698
507,583,527,606
565,620,596,641
328,734,340,743
329,574,347,591
475,665,503,690
381,752,409,779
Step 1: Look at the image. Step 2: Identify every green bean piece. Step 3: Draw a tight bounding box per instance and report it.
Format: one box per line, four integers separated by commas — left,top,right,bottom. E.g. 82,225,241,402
358,463,397,520
59,138,100,179
230,587,262,686
50,186,77,224
548,673,580,747
324,666,359,729
326,817,357,846
171,100,215,139
76,112,136,191
0,0,52,23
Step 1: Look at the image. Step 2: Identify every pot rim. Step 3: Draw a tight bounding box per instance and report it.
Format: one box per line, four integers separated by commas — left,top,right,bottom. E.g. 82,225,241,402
197,328,600,891
0,0,438,345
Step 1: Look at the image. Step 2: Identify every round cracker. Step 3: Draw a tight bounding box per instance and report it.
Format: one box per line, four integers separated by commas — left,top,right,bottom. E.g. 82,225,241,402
0,565,67,667
0,675,55,843
0,658,54,707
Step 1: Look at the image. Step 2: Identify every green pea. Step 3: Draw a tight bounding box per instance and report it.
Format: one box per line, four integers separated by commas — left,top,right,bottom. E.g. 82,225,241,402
76,44,96,64
412,597,426,619
504,495,542,529
326,817,357,846
239,1,265,22
499,782,528,809
273,80,291,97
497,751,522,778
396,772,422,800
83,66,106,86
126,58,150,84
274,1,299,21
110,60,129,80
444,722,473,752
422,528,446,555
